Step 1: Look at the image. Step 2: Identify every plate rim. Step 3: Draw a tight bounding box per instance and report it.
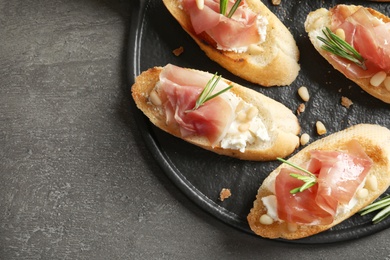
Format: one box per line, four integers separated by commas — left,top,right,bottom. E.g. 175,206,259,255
128,0,390,244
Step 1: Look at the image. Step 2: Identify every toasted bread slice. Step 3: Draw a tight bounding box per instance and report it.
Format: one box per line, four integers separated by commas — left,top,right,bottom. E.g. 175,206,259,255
162,0,300,87
305,5,390,103
131,65,300,161
247,124,390,240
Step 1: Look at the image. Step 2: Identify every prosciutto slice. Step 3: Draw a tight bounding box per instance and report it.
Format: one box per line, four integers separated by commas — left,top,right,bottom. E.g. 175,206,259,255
157,64,234,145
182,0,264,51
275,140,372,225
328,5,390,78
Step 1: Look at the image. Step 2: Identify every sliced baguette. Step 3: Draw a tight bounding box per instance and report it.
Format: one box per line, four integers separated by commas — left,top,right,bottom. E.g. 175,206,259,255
247,124,390,240
162,0,300,87
131,65,300,161
305,5,390,103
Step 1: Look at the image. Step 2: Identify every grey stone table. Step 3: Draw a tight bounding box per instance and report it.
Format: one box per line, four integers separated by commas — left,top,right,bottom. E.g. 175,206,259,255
1,0,390,259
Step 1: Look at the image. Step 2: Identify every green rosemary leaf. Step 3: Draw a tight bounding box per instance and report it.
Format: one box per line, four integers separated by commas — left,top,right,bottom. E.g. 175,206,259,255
227,0,242,18
197,74,220,108
290,187,302,194
277,158,316,178
187,73,232,112
372,206,390,224
289,177,316,194
359,194,390,224
300,181,316,192
203,83,232,103
220,0,242,18
317,27,366,70
277,158,317,194
289,173,313,183
360,196,390,215
220,0,228,16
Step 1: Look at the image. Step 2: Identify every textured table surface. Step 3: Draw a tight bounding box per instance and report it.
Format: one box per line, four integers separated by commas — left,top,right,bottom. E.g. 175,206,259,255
1,0,390,259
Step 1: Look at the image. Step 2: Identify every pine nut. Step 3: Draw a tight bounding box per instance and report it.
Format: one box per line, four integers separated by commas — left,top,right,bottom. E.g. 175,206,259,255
357,188,369,199
195,0,204,10
287,222,298,232
300,133,310,146
335,28,346,41
370,71,387,87
235,101,244,113
238,123,250,132
365,175,378,191
149,90,162,106
259,214,274,225
316,121,327,135
236,111,247,122
246,106,258,120
298,86,310,102
384,77,390,91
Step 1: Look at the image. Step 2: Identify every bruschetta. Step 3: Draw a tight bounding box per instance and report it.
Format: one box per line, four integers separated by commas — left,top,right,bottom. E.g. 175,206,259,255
131,64,300,161
247,124,390,240
162,0,300,87
305,5,390,103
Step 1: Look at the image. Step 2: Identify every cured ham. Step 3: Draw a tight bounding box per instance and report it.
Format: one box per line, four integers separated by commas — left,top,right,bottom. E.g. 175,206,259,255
328,5,390,78
157,64,234,145
182,0,266,51
275,140,373,225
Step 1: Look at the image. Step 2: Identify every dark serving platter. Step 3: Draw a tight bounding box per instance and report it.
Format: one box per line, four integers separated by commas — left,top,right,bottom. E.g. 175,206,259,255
129,0,390,243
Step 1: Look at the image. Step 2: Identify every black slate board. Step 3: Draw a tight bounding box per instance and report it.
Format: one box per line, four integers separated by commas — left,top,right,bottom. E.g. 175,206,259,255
129,0,390,243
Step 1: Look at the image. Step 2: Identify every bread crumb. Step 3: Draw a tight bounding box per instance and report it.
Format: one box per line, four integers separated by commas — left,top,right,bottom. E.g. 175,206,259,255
341,96,353,108
272,0,281,5
173,46,184,56
219,188,231,201
296,103,305,115
316,121,327,135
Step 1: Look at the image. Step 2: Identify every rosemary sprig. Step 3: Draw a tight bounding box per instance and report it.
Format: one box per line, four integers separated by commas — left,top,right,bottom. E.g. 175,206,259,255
317,27,366,70
227,0,242,18
359,194,390,224
220,0,242,18
220,0,227,16
187,73,233,112
277,157,318,194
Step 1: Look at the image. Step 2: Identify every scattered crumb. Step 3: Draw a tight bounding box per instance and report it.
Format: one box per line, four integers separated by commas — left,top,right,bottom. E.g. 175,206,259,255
172,46,184,56
297,103,305,115
219,188,231,201
341,96,353,108
316,121,327,136
272,0,281,5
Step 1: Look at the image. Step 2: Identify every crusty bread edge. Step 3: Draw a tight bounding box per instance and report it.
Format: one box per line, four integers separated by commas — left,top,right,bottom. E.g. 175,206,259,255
131,65,300,161
304,5,390,103
247,124,390,240
162,0,300,87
